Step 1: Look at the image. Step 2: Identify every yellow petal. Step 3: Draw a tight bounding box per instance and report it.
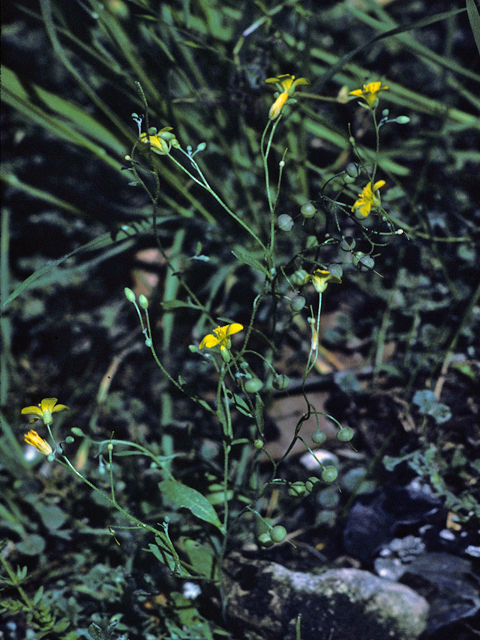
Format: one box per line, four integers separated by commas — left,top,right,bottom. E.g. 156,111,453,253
269,92,289,120
24,430,53,456
199,334,220,349
21,405,43,417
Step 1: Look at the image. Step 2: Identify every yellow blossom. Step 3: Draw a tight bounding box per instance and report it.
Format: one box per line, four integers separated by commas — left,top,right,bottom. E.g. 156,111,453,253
269,92,290,120
265,74,310,120
303,269,342,294
24,430,53,456
139,127,179,155
21,398,69,426
199,323,244,351
351,180,386,219
349,81,389,109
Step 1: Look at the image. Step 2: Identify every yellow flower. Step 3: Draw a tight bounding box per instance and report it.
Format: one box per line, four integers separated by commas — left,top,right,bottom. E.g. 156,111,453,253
268,92,290,120
351,180,386,219
24,430,53,456
139,127,179,155
303,269,342,294
21,398,69,426
199,323,244,351
265,74,310,120
349,81,389,109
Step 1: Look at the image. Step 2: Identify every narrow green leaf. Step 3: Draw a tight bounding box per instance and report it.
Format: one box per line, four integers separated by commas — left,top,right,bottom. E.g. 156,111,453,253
232,248,269,276
226,390,253,418
161,300,200,310
467,0,480,56
1,233,131,309
159,479,223,531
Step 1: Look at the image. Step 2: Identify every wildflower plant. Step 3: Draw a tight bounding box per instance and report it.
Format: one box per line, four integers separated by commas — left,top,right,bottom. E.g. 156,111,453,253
7,1,480,636
17,67,409,597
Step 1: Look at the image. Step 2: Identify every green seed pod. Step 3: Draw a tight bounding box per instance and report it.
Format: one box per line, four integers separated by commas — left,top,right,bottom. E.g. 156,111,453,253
305,235,319,249
291,296,306,312
328,264,343,279
288,481,306,498
345,162,360,178
340,237,356,252
305,477,321,493
278,214,294,231
312,430,327,444
343,174,356,184
353,252,375,271
245,378,263,393
273,374,289,391
321,466,338,483
254,439,264,449
337,427,354,442
258,532,274,548
291,269,309,286
270,525,287,543
301,202,317,218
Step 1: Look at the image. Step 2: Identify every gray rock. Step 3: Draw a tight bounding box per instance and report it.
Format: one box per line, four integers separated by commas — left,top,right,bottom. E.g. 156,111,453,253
224,555,429,640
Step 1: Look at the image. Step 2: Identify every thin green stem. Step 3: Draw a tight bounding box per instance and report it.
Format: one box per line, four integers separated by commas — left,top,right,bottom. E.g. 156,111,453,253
167,152,267,251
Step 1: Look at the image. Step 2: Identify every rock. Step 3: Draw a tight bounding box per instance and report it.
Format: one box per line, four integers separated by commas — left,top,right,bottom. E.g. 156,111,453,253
400,552,480,634
224,554,429,640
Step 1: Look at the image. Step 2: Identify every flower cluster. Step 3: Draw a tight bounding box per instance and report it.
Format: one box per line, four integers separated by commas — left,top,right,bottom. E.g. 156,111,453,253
351,180,386,219
21,398,69,456
139,126,180,155
21,397,69,426
303,269,342,294
349,81,389,109
265,74,310,120
199,323,243,351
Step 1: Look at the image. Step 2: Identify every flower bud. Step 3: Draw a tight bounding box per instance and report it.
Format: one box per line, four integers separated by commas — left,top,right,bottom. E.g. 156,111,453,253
395,116,410,124
124,287,136,302
139,294,149,309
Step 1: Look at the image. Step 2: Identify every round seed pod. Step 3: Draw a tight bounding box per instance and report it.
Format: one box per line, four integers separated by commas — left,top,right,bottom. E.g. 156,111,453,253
270,525,287,543
321,466,338,483
337,427,354,442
